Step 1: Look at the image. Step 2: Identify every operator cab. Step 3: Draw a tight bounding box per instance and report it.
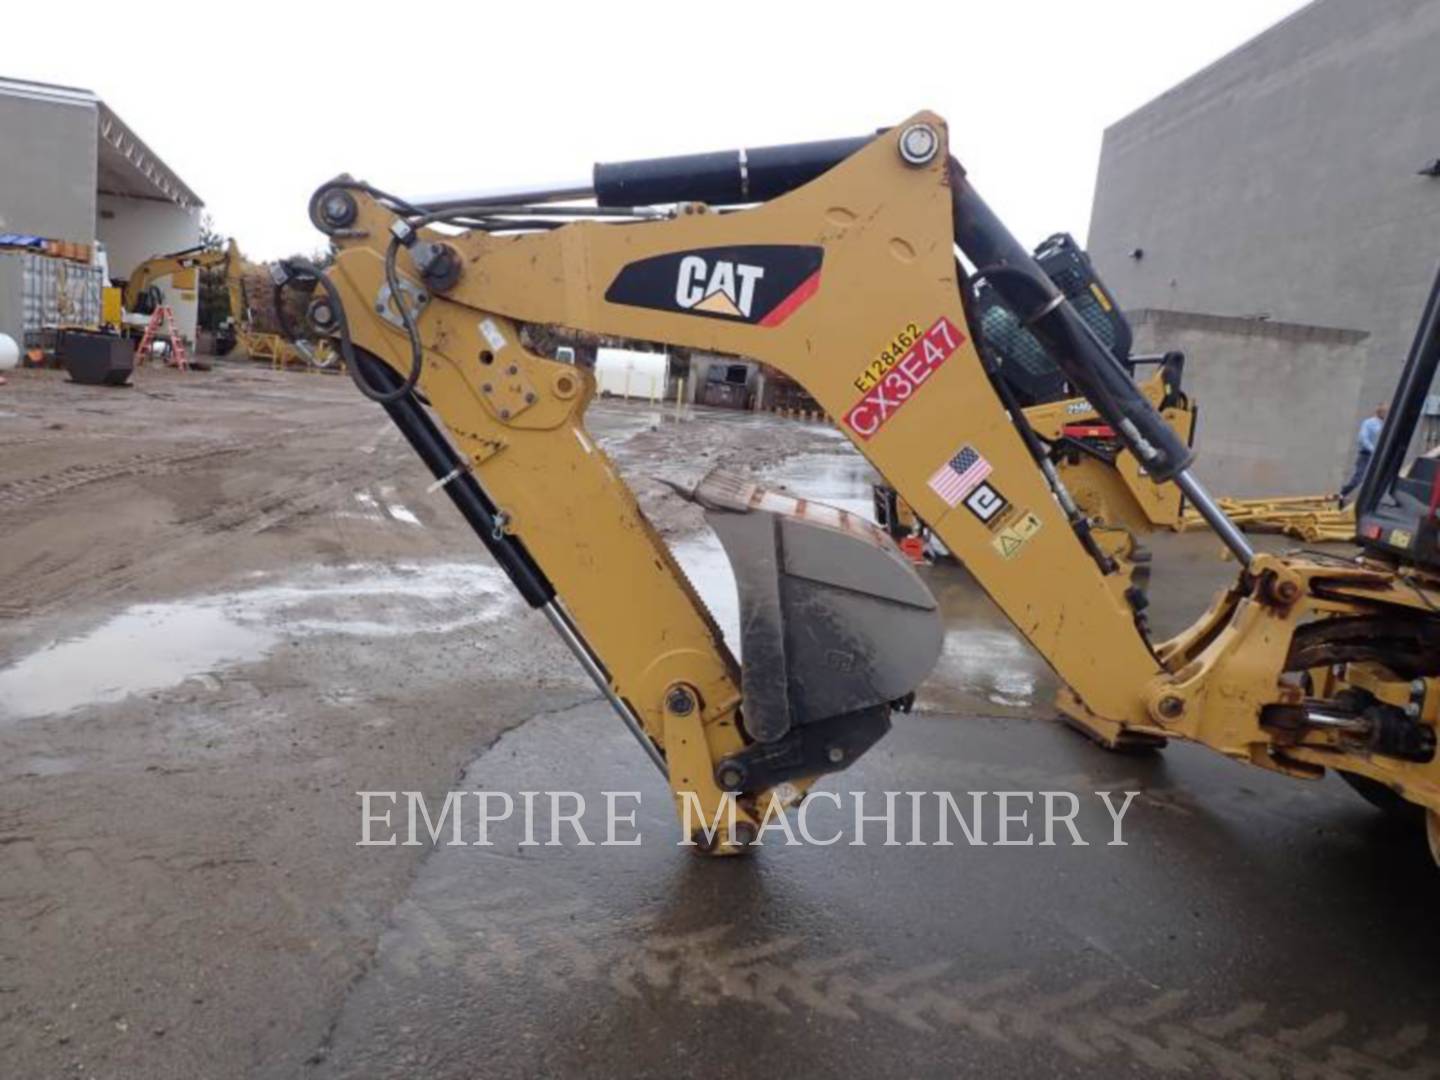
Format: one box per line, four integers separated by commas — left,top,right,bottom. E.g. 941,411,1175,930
971,232,1185,410
1356,263,1440,574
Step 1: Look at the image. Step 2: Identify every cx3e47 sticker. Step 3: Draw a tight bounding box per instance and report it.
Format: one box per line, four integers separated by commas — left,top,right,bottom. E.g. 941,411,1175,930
605,245,823,326
843,316,966,440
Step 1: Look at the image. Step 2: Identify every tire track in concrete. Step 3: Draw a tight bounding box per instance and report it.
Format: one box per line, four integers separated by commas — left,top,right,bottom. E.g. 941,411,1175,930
377,888,1437,1079
0,441,252,510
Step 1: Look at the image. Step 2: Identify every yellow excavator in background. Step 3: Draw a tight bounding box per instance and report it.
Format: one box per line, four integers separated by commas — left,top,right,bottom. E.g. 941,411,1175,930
218,240,335,369
119,241,333,368
278,111,1440,864
120,244,229,318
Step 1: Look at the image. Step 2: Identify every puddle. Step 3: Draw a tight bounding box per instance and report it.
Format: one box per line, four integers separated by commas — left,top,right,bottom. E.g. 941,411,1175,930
671,534,741,652
345,490,424,528
0,605,270,722
0,562,512,722
920,563,1058,717
18,755,84,777
587,403,664,449
927,628,1045,711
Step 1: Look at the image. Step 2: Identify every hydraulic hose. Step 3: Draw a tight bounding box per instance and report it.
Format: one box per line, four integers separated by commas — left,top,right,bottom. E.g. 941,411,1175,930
278,253,423,406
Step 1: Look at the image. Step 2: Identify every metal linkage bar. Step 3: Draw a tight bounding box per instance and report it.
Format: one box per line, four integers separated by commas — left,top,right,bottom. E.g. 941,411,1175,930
1174,470,1257,568
410,180,596,213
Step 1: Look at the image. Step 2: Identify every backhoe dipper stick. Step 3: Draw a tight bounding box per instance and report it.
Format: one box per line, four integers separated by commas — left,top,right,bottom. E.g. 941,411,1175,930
352,351,667,775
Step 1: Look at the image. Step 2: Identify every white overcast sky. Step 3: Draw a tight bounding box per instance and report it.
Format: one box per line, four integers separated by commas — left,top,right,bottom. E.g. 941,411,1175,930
10,0,1309,260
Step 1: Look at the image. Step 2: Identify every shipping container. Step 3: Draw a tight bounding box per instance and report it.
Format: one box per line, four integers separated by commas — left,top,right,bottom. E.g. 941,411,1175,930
0,251,104,346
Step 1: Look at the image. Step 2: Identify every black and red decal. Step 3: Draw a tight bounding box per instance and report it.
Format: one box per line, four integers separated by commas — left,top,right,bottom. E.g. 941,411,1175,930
605,245,823,326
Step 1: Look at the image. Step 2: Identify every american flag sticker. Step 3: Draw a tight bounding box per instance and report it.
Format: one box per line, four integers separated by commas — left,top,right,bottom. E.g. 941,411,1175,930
928,445,992,507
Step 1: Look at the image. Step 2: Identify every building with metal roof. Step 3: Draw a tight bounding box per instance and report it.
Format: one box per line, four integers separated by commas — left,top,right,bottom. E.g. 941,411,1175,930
0,76,206,345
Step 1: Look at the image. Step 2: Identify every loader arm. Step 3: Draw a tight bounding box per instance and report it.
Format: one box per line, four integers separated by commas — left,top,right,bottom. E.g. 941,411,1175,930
220,240,251,329
302,112,1440,858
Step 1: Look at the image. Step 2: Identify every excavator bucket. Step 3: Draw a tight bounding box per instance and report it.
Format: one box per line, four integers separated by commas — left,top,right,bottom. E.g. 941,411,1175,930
693,469,943,792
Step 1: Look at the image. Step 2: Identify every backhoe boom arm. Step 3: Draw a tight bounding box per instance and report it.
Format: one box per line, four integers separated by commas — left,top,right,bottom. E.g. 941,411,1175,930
302,112,1440,857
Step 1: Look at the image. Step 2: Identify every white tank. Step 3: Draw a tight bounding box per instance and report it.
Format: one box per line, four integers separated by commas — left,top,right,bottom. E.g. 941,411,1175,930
0,333,19,371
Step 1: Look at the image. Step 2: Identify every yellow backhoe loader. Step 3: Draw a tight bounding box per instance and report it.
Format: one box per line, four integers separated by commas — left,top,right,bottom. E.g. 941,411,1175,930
278,112,1440,863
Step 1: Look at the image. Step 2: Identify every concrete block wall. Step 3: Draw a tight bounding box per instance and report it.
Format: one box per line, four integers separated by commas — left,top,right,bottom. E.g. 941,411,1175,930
1088,0,1440,425
1129,309,1368,497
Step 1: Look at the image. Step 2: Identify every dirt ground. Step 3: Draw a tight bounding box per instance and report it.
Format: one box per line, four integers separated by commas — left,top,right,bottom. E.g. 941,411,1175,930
0,361,841,1079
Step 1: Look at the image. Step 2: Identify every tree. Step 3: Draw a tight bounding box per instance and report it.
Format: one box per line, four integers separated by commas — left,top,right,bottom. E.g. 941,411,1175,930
196,213,231,332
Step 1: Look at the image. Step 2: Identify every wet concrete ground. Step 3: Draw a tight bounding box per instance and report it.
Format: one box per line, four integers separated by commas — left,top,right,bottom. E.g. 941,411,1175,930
3,364,1438,1077
323,433,1440,1078
314,702,1440,1079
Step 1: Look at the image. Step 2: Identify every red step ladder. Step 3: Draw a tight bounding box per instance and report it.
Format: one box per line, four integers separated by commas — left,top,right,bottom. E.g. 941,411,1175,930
134,306,190,370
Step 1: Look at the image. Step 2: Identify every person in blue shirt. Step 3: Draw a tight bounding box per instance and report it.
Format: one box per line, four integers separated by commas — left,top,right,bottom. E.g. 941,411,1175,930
1339,403,1389,505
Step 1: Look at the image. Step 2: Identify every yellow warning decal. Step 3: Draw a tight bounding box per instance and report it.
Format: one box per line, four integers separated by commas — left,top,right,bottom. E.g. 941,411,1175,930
991,510,1043,560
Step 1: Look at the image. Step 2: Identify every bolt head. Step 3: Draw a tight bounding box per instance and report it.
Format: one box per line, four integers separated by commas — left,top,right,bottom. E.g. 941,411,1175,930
319,189,357,229
827,746,845,764
666,687,695,715
1157,695,1185,719
898,123,939,166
